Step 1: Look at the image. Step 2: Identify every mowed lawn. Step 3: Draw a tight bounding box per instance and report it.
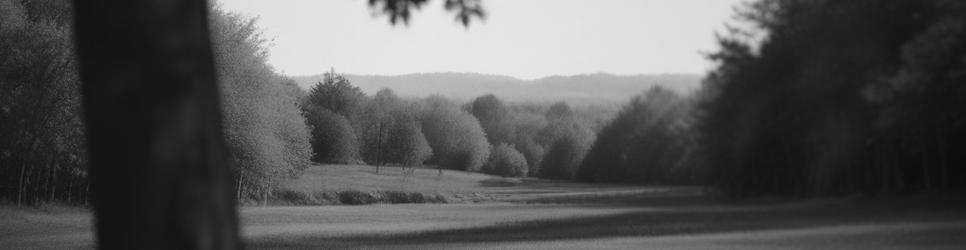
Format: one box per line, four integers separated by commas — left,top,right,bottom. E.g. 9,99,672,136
284,164,504,195
283,164,664,202
2,165,965,249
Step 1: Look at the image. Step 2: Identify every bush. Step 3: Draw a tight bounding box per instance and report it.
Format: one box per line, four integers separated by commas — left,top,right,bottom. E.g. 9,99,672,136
337,190,379,205
483,143,529,177
328,190,446,205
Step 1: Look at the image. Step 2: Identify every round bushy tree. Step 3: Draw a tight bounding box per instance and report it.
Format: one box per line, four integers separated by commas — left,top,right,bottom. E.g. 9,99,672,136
385,111,433,166
536,115,595,180
357,89,434,168
304,105,360,164
418,96,491,172
483,143,529,177
212,10,313,199
469,94,514,144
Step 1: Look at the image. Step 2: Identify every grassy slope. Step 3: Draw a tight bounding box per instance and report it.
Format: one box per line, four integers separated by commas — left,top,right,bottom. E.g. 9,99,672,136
4,195,965,249
2,166,965,249
282,164,659,203
245,194,966,249
284,164,500,194
0,205,93,249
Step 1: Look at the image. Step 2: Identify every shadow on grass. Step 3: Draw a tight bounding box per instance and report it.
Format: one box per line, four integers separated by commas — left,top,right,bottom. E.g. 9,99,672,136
247,193,966,249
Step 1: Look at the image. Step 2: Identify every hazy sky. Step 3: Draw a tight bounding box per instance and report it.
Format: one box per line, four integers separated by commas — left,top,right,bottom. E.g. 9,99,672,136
216,0,746,80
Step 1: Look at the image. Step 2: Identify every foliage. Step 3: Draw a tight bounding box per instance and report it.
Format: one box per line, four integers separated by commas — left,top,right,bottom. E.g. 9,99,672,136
697,0,966,196
577,87,695,184
535,102,596,180
367,0,486,27
504,109,547,176
416,96,491,171
303,105,361,164
384,111,433,166
305,68,366,119
358,89,433,167
482,143,528,177
0,0,88,205
545,102,574,122
512,138,544,176
468,94,514,145
211,9,313,201
539,137,581,180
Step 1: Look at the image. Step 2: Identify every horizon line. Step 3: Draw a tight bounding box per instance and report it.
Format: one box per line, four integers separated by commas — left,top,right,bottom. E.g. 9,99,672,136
287,70,705,81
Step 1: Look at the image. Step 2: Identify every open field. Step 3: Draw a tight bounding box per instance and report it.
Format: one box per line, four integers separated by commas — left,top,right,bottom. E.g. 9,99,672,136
284,164,502,194
2,165,965,249
280,164,662,203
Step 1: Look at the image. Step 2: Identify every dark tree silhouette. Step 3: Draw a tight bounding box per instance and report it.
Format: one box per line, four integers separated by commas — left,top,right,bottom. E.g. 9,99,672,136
577,87,691,184
697,0,966,196
73,0,238,248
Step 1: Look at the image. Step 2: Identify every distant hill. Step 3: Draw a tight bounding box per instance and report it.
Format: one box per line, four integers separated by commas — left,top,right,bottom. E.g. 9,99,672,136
292,72,703,105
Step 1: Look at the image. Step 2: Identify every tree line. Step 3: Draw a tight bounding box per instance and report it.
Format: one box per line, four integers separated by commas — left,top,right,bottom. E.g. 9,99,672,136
0,1,312,206
302,69,605,180
695,0,966,196
4,0,965,207
576,0,966,196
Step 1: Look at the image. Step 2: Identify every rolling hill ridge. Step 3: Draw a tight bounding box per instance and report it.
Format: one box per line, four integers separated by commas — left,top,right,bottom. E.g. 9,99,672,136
292,72,703,104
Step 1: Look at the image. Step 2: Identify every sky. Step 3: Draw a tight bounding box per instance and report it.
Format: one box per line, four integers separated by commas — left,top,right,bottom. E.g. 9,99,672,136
215,0,747,80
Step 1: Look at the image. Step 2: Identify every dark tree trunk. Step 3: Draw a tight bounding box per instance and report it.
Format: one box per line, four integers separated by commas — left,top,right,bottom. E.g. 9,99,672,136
73,0,240,249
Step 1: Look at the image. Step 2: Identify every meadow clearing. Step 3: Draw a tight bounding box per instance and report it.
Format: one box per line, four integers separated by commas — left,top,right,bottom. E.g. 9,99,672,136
2,165,965,249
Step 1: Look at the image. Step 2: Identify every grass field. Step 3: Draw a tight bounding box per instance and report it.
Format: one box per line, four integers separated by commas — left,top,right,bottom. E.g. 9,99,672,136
2,165,965,249
280,164,660,203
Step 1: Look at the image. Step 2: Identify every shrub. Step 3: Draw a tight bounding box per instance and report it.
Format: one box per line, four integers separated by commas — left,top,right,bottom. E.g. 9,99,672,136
332,190,446,205
337,190,377,205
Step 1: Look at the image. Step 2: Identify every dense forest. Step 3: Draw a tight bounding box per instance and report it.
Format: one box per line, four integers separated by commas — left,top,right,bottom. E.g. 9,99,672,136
2,0,965,207
697,0,966,195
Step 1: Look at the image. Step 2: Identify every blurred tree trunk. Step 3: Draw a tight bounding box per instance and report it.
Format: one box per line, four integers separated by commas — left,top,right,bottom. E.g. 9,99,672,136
73,0,240,249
